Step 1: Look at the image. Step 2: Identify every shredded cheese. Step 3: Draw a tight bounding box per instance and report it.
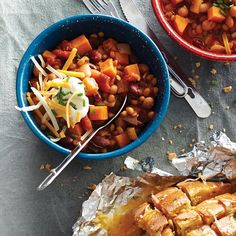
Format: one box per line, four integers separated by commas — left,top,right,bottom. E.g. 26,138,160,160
44,80,72,90
31,87,60,131
46,65,65,79
27,95,60,138
38,72,43,91
76,111,81,123
222,32,231,55
15,102,42,112
38,54,46,68
30,56,47,76
66,92,78,128
62,48,77,71
57,70,85,78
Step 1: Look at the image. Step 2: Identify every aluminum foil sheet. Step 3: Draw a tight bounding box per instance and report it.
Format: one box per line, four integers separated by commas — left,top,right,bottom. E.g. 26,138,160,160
72,131,236,235
172,131,236,180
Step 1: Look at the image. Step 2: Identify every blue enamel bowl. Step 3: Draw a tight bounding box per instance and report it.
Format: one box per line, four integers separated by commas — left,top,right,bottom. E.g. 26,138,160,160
16,14,170,159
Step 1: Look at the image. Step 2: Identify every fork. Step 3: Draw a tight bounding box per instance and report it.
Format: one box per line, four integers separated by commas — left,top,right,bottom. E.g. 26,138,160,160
83,0,120,17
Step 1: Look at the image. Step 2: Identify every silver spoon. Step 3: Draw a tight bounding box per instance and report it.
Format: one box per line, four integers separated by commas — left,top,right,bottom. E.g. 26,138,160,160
37,95,127,191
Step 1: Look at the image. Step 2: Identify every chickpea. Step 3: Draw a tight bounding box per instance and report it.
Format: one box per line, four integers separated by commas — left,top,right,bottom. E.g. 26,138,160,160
139,96,145,102
143,87,151,97
142,97,154,109
164,3,173,12
138,64,149,74
178,5,189,17
196,25,203,34
230,6,236,17
151,78,157,86
116,126,124,134
121,110,127,117
226,16,234,28
148,111,155,119
107,94,115,103
98,31,104,37
166,12,174,19
200,3,210,13
153,87,159,95
131,111,138,117
202,20,216,31
126,106,135,115
110,84,118,94
146,74,154,81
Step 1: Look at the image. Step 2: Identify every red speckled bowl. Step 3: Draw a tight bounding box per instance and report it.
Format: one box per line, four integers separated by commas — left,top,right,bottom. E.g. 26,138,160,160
151,0,236,61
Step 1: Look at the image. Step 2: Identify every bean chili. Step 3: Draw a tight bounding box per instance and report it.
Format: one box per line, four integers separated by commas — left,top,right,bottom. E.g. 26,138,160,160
27,32,158,153
162,0,236,54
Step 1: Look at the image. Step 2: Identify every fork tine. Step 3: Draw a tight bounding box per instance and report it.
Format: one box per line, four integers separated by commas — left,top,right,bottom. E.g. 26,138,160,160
82,0,100,14
90,0,105,10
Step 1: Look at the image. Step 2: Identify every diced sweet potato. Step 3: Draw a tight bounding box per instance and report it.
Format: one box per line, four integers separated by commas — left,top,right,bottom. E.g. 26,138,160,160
172,15,190,35
124,64,141,81
70,35,92,55
89,106,108,120
186,225,217,236
134,203,169,235
68,123,83,139
42,50,57,59
195,199,225,224
83,77,99,96
210,44,226,53
177,181,232,205
208,6,226,22
190,0,202,14
126,127,138,140
115,132,130,148
103,38,118,52
117,43,132,55
173,210,203,235
99,58,117,78
211,214,236,236
152,187,191,218
114,51,129,66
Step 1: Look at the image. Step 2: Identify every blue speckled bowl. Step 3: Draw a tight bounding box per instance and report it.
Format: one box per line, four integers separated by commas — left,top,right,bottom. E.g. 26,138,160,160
16,14,170,160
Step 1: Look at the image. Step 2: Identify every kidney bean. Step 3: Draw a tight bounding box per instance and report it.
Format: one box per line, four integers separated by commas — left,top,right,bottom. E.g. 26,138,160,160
60,40,72,51
89,50,102,63
192,38,205,49
91,135,110,148
129,83,143,97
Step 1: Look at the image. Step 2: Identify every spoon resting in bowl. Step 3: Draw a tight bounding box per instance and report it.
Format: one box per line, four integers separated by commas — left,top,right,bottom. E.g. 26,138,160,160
37,95,127,191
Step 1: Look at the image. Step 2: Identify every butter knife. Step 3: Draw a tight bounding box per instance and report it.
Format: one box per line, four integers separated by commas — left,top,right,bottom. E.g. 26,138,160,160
118,0,211,118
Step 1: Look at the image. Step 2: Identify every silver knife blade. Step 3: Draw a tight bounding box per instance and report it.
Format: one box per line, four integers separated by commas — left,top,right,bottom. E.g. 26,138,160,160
119,0,211,118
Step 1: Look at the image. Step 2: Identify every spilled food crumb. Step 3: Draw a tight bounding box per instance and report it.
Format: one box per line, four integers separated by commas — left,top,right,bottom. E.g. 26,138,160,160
210,68,217,75
208,124,214,130
167,152,177,160
223,86,233,94
39,163,52,172
83,166,92,171
87,183,97,191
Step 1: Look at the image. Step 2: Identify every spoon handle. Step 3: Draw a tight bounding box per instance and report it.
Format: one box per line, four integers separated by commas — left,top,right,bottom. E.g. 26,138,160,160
37,129,95,191
37,96,128,191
